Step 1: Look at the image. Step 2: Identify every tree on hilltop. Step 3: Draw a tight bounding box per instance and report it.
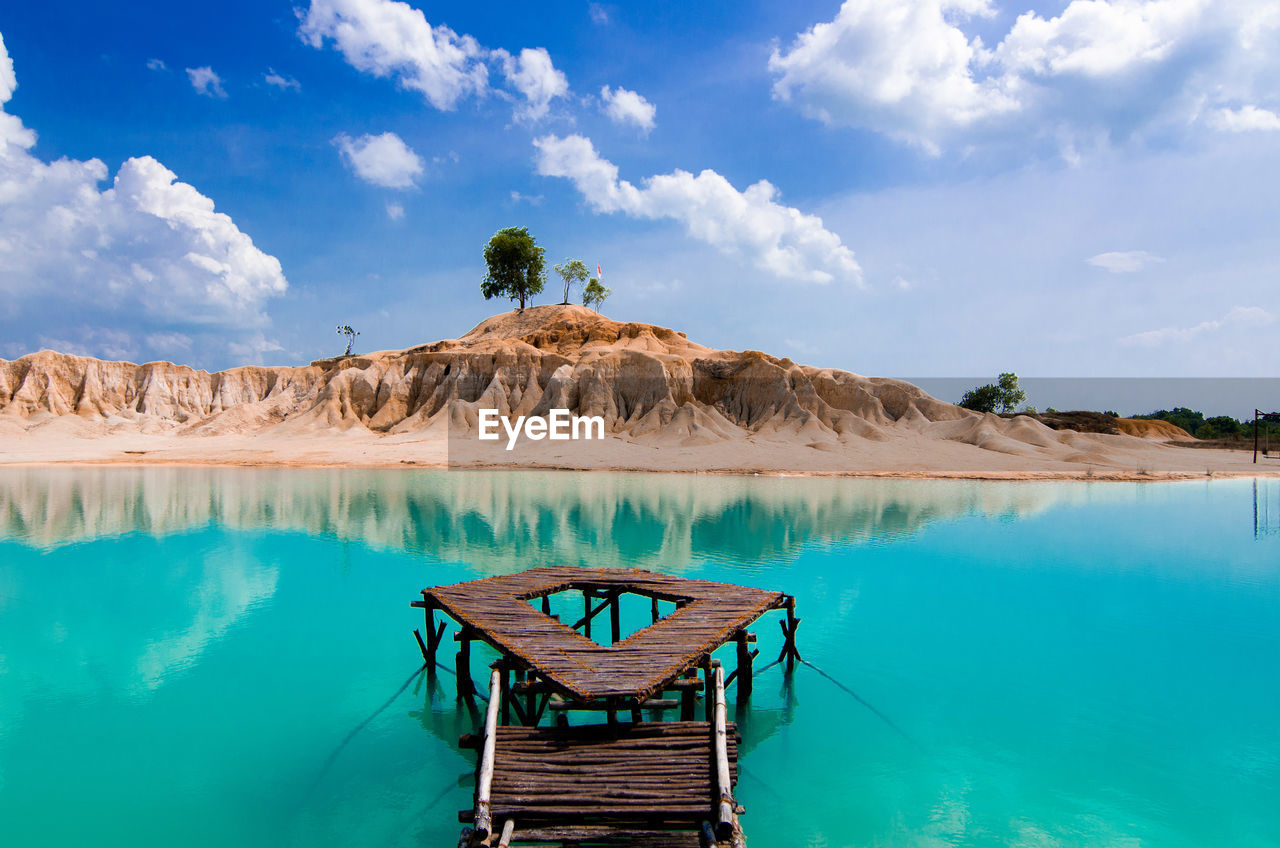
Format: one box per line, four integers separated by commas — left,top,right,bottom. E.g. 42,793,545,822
582,278,610,311
554,259,590,305
959,372,1027,414
482,227,545,310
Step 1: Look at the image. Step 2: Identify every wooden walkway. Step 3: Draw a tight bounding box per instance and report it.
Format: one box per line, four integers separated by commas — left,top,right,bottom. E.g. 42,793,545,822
461,667,745,847
415,567,792,703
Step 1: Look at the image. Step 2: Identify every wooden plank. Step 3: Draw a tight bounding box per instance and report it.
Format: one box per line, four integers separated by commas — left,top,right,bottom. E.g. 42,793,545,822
474,668,502,841
712,665,733,840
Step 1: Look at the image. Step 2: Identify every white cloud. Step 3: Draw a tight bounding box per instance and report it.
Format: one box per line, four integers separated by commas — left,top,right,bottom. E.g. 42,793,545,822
385,201,404,219
892,275,914,291
146,58,167,72
770,0,1280,153
0,39,288,361
534,133,862,285
0,34,16,105
334,131,424,189
1087,250,1164,273
494,47,569,121
600,85,656,133
1121,306,1274,346
264,68,301,91
589,3,610,26
298,0,488,110
1209,104,1280,132
509,190,544,205
185,66,227,98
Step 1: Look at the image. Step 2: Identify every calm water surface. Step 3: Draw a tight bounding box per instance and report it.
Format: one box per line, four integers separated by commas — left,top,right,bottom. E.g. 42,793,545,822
1,469,1277,847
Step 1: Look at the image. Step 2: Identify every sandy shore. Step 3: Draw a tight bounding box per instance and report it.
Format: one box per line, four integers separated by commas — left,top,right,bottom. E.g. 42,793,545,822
3,425,1276,480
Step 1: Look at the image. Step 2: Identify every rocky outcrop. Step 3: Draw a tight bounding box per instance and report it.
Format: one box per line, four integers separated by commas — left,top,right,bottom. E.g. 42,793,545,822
0,305,984,444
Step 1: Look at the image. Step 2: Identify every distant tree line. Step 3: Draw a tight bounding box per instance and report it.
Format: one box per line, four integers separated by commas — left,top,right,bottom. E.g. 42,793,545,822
1133,408,1280,441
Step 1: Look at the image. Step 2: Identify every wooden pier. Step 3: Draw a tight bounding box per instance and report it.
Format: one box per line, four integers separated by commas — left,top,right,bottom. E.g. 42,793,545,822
413,567,797,847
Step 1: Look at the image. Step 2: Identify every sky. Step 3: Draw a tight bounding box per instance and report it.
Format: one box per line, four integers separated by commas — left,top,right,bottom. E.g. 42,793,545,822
0,0,1277,386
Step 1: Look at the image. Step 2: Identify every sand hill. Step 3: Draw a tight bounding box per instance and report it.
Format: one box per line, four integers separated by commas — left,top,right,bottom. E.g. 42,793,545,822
0,306,1266,478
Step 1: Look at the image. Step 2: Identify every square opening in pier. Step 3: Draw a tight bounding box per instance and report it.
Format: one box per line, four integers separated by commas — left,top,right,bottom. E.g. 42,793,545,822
526,588,689,646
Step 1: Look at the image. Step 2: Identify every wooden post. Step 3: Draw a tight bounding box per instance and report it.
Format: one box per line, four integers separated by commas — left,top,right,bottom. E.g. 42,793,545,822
583,590,593,641
497,819,515,848
712,664,734,840
500,662,511,727
541,594,551,615
651,596,660,624
413,628,430,663
735,630,753,701
456,631,473,699
681,676,696,721
1256,409,1261,464
524,671,537,727
703,658,715,722
473,668,502,842
610,590,621,644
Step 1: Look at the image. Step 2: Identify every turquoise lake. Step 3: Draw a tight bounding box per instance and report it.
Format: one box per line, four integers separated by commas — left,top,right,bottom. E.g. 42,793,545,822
1,468,1278,847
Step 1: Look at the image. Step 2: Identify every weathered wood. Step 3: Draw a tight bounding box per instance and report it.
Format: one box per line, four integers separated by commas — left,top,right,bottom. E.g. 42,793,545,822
497,818,515,848
700,821,717,846
734,630,753,700
457,634,474,699
419,567,789,702
474,668,502,841
413,628,430,663
610,589,621,644
712,665,733,839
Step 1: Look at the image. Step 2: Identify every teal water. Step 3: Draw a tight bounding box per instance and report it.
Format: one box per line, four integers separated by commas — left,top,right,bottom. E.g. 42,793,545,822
1,469,1277,847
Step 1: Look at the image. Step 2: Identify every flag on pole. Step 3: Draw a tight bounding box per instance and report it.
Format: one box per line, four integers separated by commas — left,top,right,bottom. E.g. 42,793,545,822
597,263,603,278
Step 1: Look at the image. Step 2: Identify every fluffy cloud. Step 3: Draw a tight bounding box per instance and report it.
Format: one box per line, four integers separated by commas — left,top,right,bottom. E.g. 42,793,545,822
185,66,227,98
0,34,288,362
299,0,570,121
385,201,405,219
494,47,569,122
600,85,656,133
298,0,487,110
1209,104,1280,132
770,0,1280,153
1087,250,1164,273
1121,306,1275,346
334,131,424,188
534,134,862,285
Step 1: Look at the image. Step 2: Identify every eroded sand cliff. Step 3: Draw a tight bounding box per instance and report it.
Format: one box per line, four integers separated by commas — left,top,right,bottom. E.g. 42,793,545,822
0,305,1262,477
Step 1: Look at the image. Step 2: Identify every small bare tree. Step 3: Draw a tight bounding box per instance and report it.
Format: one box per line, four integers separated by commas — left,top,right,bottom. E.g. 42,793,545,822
336,325,359,356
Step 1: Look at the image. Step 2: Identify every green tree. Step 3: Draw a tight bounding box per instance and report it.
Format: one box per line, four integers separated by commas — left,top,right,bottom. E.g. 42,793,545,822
959,372,1027,414
582,278,610,311
481,227,545,310
554,258,591,305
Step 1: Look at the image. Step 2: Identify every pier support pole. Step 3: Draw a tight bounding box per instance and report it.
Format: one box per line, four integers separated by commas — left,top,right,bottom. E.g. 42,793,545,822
610,590,621,645
651,596,660,624
583,590,594,642
455,631,474,699
735,630,755,701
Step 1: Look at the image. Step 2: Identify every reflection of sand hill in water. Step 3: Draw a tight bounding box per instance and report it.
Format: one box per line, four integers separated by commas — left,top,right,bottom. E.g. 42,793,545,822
2,467,1133,571
0,305,1259,476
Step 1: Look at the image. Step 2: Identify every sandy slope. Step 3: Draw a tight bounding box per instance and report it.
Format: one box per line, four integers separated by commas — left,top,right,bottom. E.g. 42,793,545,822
0,305,1271,478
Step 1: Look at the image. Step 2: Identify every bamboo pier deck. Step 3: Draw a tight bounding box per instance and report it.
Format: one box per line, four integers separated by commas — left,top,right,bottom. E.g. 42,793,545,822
461,721,741,846
413,567,799,847
416,566,790,702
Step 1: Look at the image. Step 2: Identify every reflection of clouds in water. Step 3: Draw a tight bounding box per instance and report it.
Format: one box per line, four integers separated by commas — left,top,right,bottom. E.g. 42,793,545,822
0,468,1134,576
135,553,278,692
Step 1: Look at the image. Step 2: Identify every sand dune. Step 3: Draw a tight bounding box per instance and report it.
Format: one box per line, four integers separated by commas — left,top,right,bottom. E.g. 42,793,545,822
0,305,1270,478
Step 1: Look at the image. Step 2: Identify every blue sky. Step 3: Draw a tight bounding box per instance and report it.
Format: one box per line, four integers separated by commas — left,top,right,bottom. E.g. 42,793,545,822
0,0,1277,380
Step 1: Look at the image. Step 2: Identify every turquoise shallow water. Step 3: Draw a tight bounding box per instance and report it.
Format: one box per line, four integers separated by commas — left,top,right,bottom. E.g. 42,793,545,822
1,469,1278,847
